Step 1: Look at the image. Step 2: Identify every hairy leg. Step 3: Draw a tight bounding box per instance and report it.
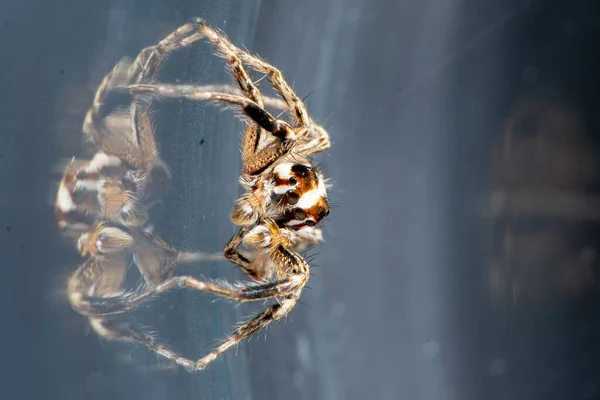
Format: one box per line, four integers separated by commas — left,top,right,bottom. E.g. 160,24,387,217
195,20,333,155
89,297,297,372
223,228,258,279
194,22,265,161
193,298,297,371
295,124,332,156
74,273,300,317
126,85,297,141
195,19,311,130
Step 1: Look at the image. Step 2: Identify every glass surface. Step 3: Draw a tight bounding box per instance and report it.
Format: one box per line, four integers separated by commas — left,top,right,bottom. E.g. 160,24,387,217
2,0,600,399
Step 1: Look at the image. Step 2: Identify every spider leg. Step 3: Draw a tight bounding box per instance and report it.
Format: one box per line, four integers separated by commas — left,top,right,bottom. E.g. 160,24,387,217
71,222,224,301
208,40,263,108
68,256,129,317
89,300,297,372
71,223,311,372
129,228,179,286
76,273,300,317
127,85,297,141
195,19,311,131
123,18,295,154
83,20,204,174
118,22,204,174
129,19,269,162
295,124,332,156
127,21,204,85
293,226,325,253
73,220,309,317
122,84,287,111
75,152,124,179
195,20,333,156
194,22,266,161
130,228,225,286
132,102,158,171
70,253,237,374
66,256,166,366
124,18,307,161
70,221,303,318
223,228,258,279
125,18,309,170
82,58,149,170
70,254,304,373
240,113,262,164
193,299,296,371
88,317,200,372
195,230,311,371
129,83,296,175
124,102,160,202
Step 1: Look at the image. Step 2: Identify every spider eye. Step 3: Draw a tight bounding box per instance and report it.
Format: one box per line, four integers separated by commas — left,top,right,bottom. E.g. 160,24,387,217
291,164,310,177
305,220,316,227
293,209,306,220
289,177,297,185
319,209,330,220
287,190,300,205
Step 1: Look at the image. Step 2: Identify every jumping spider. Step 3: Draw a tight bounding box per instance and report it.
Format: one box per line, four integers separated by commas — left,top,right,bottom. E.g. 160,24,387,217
59,18,332,372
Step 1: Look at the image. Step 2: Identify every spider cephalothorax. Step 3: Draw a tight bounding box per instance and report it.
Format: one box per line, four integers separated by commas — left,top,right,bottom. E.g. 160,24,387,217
60,18,332,372
230,161,329,229
272,162,330,229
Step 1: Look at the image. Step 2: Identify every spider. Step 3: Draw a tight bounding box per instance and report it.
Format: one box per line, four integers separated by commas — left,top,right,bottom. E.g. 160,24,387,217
61,18,332,372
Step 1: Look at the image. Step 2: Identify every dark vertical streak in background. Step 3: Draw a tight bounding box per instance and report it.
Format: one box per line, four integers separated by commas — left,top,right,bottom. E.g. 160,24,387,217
2,0,600,399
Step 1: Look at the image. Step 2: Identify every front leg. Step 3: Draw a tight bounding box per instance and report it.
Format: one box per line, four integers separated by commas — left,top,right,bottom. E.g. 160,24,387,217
223,228,258,279
75,272,300,317
126,85,297,141
224,228,283,281
68,256,129,316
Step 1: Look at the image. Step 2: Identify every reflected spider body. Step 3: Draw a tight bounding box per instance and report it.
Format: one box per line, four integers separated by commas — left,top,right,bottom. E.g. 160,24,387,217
60,18,331,372
55,58,172,233
55,153,149,232
59,54,222,348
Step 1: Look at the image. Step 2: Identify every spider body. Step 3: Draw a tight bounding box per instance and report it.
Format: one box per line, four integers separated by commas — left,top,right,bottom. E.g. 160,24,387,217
59,18,332,372
234,161,329,226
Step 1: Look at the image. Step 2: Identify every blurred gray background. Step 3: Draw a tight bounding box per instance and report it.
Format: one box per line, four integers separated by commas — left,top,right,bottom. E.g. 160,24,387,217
2,0,600,399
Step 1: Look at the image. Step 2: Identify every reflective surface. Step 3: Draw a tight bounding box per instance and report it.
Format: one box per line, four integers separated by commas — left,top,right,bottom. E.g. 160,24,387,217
3,0,600,399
